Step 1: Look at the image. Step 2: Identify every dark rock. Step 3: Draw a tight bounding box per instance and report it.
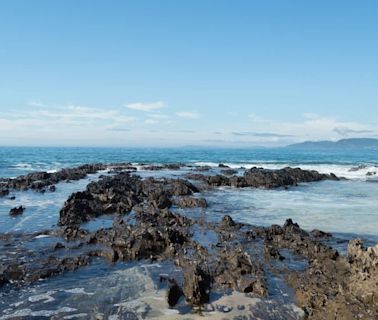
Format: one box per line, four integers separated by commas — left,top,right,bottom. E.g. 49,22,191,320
0,189,9,197
167,279,183,307
183,265,212,306
310,229,332,238
54,242,66,250
264,244,285,260
218,163,229,168
221,169,238,175
220,215,236,228
187,167,339,190
193,166,212,172
243,279,268,297
59,172,204,227
9,206,25,216
348,165,367,172
59,191,103,226
49,185,56,192
173,197,207,208
243,167,338,189
169,179,199,196
3,163,106,192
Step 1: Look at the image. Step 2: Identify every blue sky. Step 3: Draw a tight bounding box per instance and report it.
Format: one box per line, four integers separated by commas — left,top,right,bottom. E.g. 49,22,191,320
0,0,377,147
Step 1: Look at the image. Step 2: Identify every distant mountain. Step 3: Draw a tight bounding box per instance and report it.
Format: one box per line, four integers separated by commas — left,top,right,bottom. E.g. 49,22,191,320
286,138,378,150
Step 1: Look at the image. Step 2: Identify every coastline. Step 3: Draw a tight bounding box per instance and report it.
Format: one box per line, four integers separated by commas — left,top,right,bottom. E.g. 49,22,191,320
0,163,377,319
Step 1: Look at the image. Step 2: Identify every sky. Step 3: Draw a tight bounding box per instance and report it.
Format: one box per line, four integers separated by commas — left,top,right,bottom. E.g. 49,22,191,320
0,0,378,147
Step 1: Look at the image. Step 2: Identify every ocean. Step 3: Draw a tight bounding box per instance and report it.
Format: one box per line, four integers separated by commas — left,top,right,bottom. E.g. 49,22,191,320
1,146,378,239
1,146,378,178
0,146,377,319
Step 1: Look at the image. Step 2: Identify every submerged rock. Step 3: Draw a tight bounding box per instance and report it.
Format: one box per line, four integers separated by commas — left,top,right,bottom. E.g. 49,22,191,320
0,189,9,197
9,206,25,216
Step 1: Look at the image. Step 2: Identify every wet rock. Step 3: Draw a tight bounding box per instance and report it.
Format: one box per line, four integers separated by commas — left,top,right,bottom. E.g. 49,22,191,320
59,173,202,227
167,279,183,307
0,189,9,197
165,163,182,170
348,165,367,172
310,229,332,238
151,192,172,209
0,264,26,284
264,244,285,261
142,164,182,171
213,247,265,295
59,191,103,226
218,163,229,168
193,166,212,171
49,185,56,192
143,165,165,171
183,265,212,306
243,167,339,189
221,169,238,175
169,179,199,196
207,175,231,187
54,242,66,250
187,167,339,189
220,215,237,228
107,163,138,172
243,279,268,297
173,197,208,208
3,164,106,191
9,206,25,216
347,238,378,271
366,171,376,176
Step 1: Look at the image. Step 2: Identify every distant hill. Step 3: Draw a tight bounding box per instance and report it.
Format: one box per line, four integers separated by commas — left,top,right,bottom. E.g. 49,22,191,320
286,138,378,150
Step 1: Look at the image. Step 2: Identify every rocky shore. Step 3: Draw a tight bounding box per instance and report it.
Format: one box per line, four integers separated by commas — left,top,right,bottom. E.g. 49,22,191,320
0,164,377,319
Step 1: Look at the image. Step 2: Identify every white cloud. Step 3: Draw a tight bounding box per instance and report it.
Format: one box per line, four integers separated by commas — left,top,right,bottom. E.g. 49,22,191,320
28,100,45,107
175,112,200,119
126,101,165,112
35,105,137,124
1,102,377,147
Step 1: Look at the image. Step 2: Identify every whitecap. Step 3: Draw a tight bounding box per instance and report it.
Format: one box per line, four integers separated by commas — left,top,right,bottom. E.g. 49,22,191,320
33,234,51,239
28,291,56,303
63,288,94,295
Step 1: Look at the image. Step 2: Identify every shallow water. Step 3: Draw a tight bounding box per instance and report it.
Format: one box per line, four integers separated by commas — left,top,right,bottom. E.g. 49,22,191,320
0,172,104,233
0,258,305,320
1,147,378,318
202,180,378,244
